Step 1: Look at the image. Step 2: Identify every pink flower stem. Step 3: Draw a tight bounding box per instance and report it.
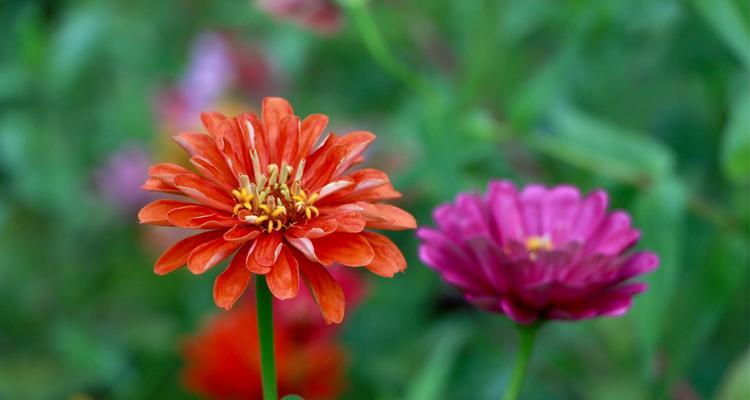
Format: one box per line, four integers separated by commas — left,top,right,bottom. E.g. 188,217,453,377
256,275,278,400
502,324,540,400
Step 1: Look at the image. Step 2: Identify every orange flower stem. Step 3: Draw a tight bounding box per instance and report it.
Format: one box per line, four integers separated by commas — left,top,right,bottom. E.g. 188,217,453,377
256,275,278,400
502,324,539,400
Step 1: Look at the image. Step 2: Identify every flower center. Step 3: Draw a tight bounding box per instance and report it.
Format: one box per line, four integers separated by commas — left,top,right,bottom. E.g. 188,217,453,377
232,152,319,233
525,235,552,261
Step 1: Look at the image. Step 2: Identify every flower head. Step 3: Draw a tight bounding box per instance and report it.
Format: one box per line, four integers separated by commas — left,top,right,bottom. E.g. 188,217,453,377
417,180,658,324
139,97,415,323
182,305,346,399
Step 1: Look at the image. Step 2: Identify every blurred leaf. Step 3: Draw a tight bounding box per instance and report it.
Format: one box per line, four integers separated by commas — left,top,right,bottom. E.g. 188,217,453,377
715,349,750,400
720,89,750,183
529,107,674,184
48,4,109,93
663,232,749,388
691,0,750,70
404,323,466,400
631,177,687,375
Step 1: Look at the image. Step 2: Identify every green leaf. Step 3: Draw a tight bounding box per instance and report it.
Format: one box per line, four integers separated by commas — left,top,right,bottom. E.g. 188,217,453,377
691,0,750,70
721,89,750,183
529,107,674,184
715,349,750,400
404,324,466,400
630,177,687,374
281,395,304,400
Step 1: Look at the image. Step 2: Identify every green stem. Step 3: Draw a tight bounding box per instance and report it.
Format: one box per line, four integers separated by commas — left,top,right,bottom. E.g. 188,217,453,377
256,275,278,400
502,324,539,400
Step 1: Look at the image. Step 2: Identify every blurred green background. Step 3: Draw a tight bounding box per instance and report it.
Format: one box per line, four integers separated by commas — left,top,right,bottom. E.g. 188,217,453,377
1,0,748,399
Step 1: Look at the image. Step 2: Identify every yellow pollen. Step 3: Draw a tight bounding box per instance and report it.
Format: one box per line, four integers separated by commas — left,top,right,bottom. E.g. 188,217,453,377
526,235,553,253
232,161,321,230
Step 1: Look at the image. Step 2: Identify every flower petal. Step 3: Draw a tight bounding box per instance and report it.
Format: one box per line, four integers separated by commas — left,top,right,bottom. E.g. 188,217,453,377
142,177,181,194
262,97,294,161
167,205,235,228
486,180,525,244
246,240,272,274
148,163,193,187
173,132,236,186
254,232,283,267
298,114,328,159
154,230,224,275
359,202,416,230
361,231,406,277
139,199,195,226
187,236,242,274
200,111,227,136
298,256,345,324
277,115,300,164
311,232,374,266
213,244,252,310
223,225,261,242
173,173,235,213
266,245,299,299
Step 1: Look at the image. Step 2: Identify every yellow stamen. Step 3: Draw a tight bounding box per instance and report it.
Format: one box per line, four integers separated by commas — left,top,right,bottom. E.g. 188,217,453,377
305,207,312,220
258,204,271,214
271,207,286,218
255,215,269,225
526,235,553,253
233,204,243,215
309,205,319,217
307,193,319,204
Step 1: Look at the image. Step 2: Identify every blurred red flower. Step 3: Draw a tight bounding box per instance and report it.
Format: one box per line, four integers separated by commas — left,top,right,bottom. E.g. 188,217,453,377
182,305,346,400
255,0,343,34
139,97,415,323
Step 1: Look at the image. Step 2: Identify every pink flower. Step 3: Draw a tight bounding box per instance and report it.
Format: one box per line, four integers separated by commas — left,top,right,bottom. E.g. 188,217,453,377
417,180,659,324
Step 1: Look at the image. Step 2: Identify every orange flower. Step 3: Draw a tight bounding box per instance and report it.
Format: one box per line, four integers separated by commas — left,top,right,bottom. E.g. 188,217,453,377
139,97,415,323
182,306,346,399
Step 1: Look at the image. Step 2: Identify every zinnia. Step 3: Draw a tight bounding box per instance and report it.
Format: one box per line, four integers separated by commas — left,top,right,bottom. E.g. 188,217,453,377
182,305,345,399
139,97,415,323
417,180,659,324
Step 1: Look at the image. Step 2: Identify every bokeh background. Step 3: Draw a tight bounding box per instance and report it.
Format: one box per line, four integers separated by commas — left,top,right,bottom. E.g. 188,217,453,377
1,0,749,399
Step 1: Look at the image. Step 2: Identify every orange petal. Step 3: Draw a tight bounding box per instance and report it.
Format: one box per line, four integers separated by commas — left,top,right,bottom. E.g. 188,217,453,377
200,111,227,136
190,156,236,192
320,168,401,205
187,236,242,274
299,256,345,324
213,244,252,310
298,114,328,159
246,241,272,274
142,177,181,194
361,231,407,277
262,97,294,161
284,235,320,263
254,232,283,267
167,205,235,228
360,202,417,230
238,112,268,168
277,115,300,164
223,225,261,242
154,230,224,275
266,245,299,300
173,173,235,213
138,200,195,226
148,163,192,185
173,132,236,185
215,118,251,177
330,131,376,176
311,232,374,266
